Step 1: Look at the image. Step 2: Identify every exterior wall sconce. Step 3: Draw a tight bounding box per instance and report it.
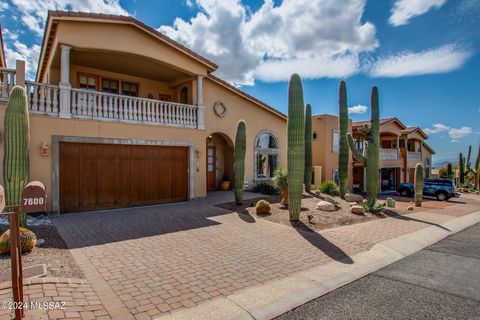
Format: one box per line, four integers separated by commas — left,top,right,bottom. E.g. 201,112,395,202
195,148,201,159
40,142,49,157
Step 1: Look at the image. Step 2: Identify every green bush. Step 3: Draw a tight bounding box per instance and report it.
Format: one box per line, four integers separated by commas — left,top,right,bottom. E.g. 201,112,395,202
361,198,384,215
255,200,271,214
253,182,279,195
319,180,339,197
272,167,288,192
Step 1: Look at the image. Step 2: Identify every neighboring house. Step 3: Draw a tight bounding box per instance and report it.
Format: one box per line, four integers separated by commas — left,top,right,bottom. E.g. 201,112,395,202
311,114,352,187
0,11,287,213
351,118,435,193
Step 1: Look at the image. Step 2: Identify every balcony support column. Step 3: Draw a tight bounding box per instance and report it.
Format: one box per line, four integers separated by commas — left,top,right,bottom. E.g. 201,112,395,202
196,75,205,129
59,44,71,118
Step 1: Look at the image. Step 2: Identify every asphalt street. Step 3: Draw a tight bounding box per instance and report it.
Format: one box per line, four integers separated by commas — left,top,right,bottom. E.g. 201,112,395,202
277,222,480,320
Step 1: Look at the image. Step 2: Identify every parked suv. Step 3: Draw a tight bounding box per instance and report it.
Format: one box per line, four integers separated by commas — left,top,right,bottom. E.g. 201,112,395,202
397,179,460,201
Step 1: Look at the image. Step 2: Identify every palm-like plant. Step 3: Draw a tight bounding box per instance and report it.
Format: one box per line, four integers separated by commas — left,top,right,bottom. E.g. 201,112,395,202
273,167,288,206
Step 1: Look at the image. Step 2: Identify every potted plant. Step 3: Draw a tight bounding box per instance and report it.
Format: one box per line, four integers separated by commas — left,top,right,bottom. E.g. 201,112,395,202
221,173,231,190
273,167,288,206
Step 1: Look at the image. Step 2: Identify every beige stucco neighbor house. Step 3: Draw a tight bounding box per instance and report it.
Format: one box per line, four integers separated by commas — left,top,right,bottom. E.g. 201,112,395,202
311,115,435,194
0,12,287,213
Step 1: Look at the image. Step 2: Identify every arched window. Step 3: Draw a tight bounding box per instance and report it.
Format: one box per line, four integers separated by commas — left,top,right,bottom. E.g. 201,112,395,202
254,130,279,180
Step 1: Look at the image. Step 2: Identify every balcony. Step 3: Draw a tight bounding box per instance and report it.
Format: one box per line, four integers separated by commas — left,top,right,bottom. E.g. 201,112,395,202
1,68,202,129
380,148,400,160
408,151,422,160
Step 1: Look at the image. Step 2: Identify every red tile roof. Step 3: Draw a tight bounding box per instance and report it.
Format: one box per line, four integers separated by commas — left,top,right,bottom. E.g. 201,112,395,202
352,117,399,128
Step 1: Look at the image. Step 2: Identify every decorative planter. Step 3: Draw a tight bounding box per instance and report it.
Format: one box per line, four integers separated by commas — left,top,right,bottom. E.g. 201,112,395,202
221,181,231,190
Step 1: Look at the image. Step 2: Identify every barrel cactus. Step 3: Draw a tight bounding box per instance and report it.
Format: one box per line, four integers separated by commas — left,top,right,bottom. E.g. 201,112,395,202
3,86,30,226
287,74,305,221
255,200,271,215
0,227,37,254
234,120,246,205
347,86,380,202
414,162,424,207
338,80,349,199
304,104,312,192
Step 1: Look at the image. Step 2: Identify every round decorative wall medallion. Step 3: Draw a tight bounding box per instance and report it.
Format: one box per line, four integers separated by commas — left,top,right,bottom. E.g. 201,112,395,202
213,101,227,117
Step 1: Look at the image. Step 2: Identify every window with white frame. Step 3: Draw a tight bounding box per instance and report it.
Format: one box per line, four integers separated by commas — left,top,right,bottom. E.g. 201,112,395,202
332,130,340,154
254,130,279,180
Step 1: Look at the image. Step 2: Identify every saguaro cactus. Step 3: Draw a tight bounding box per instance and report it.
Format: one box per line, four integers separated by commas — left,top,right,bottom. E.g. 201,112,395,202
234,120,246,205
338,80,349,199
4,86,30,227
304,104,312,192
471,145,480,190
347,86,380,202
447,163,453,179
287,74,305,221
459,153,465,185
414,163,424,207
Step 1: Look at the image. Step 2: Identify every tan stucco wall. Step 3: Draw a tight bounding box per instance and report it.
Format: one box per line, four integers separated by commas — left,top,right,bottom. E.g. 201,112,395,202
380,121,403,135
312,115,352,188
203,78,287,188
42,20,209,83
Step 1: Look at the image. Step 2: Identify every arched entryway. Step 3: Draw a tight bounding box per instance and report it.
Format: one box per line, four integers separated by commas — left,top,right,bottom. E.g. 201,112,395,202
206,133,234,191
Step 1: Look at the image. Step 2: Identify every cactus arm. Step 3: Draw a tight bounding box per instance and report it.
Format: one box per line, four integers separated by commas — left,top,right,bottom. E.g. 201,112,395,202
287,73,305,221
234,120,246,205
338,80,349,198
304,104,312,192
347,133,366,164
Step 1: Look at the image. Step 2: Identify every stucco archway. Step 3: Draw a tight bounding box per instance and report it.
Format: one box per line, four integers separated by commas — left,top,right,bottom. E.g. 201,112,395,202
206,132,234,191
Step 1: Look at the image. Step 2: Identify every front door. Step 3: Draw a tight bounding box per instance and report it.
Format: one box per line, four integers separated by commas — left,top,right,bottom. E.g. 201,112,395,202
206,145,216,190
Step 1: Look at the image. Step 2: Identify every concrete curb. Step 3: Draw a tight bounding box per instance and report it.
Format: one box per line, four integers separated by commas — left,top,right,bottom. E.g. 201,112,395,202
155,211,480,320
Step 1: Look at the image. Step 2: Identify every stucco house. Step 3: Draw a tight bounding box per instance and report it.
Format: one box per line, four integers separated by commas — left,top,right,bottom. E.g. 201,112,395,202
0,11,287,213
312,116,435,193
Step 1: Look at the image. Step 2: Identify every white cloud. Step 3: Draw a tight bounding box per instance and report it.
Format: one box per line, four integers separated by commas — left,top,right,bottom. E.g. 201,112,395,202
160,0,378,85
0,2,8,11
348,105,368,114
424,123,450,134
448,126,472,141
369,44,471,78
10,0,128,36
4,40,41,79
389,0,447,26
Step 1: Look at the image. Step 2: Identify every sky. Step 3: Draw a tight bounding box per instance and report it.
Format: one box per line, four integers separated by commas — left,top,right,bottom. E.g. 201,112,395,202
0,0,479,165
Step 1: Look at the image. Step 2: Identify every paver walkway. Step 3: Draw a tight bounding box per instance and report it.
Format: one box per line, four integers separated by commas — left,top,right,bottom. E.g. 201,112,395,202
1,192,479,319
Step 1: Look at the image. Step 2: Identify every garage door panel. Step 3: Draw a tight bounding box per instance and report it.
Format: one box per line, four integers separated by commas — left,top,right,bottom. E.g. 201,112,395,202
59,143,188,213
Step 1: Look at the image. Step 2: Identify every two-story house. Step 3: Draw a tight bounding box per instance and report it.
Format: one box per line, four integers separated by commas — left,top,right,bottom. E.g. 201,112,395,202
0,12,287,213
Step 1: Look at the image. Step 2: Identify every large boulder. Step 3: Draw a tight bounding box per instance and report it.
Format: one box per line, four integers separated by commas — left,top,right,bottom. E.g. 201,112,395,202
351,205,366,215
318,194,341,209
316,201,336,212
345,193,363,203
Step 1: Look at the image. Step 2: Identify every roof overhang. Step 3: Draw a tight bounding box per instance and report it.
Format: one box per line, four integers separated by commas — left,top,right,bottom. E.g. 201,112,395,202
0,25,6,68
36,11,218,82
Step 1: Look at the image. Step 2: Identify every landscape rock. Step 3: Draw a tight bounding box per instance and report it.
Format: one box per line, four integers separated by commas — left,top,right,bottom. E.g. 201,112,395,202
318,194,341,209
349,202,357,207
351,205,366,215
316,201,336,212
407,205,414,211
345,193,363,203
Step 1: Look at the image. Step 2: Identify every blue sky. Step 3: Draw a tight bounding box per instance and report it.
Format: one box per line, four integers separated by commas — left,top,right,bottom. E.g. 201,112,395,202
0,0,479,165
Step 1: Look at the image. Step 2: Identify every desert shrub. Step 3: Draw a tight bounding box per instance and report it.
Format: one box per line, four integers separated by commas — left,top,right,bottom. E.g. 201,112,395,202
319,180,339,197
361,198,384,215
272,167,288,191
255,200,271,214
253,182,279,195
0,227,37,254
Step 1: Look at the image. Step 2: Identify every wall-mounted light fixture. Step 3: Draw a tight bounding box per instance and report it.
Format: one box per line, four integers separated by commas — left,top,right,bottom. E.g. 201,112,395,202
195,148,201,159
40,142,49,157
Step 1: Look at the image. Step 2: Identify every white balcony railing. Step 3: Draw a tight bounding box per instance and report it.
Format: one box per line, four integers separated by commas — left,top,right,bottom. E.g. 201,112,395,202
70,88,198,128
0,68,16,99
380,148,400,160
25,81,60,115
408,151,422,161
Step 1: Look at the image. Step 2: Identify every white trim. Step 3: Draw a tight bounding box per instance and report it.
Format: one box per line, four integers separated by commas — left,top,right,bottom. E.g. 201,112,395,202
254,129,280,181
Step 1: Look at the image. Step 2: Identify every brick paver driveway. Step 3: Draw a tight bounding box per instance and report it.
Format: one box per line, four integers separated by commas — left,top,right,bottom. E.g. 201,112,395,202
48,193,480,320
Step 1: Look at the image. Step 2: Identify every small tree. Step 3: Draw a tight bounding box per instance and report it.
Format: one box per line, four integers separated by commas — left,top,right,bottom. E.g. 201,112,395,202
273,167,288,206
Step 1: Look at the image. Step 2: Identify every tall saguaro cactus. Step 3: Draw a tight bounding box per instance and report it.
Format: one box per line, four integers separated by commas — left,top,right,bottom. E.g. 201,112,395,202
287,74,305,221
304,104,312,192
347,86,380,201
338,80,349,198
4,86,30,226
459,153,465,185
471,145,480,190
447,163,453,179
234,120,246,205
414,163,424,207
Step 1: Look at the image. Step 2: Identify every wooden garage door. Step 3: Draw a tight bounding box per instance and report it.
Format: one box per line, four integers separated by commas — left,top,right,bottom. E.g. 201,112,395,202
59,142,188,213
